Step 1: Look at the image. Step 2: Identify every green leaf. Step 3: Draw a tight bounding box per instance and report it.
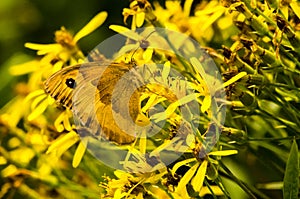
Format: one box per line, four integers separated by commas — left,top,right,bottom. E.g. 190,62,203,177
283,139,299,199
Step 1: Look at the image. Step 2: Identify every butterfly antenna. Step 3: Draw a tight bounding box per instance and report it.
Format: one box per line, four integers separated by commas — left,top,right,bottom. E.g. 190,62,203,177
130,30,156,63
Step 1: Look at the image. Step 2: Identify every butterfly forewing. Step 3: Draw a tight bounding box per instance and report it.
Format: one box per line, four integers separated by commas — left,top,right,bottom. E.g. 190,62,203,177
44,66,80,109
44,62,143,144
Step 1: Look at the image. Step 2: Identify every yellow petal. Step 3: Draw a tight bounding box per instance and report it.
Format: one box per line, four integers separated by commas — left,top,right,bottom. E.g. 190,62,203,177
139,130,147,154
72,140,87,168
109,25,143,41
8,137,21,148
9,148,35,165
142,48,153,62
25,89,46,102
291,2,300,19
139,192,147,199
208,150,238,156
46,131,79,155
201,95,211,113
63,110,73,131
178,93,198,106
136,12,145,27
114,170,129,179
54,111,68,132
282,5,289,19
25,43,62,55
28,133,47,145
9,60,40,75
183,0,193,17
141,94,157,112
47,95,55,106
176,162,199,197
109,25,130,33
151,101,179,122
30,94,47,111
221,72,247,88
149,137,181,157
131,15,137,30
73,11,108,43
191,160,208,192
52,61,64,73
150,112,165,123
53,137,79,158
0,156,7,165
25,43,57,50
195,3,223,16
1,164,18,177
28,96,49,121
135,113,150,126
199,185,224,197
148,185,169,198
114,189,127,199
162,62,171,82
171,158,195,176
200,10,225,32
190,57,209,84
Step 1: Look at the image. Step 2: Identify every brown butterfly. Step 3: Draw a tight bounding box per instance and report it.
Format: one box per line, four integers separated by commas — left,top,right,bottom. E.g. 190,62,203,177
44,62,147,144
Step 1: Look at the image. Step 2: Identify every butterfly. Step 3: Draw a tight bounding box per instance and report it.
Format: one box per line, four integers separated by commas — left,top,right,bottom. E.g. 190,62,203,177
44,61,147,144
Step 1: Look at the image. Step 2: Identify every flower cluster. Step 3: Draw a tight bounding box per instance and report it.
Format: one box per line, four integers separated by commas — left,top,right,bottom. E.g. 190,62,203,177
0,12,108,198
1,0,300,198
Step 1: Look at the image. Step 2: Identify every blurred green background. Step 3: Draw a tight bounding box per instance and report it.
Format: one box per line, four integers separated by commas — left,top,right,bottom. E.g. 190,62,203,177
0,0,130,107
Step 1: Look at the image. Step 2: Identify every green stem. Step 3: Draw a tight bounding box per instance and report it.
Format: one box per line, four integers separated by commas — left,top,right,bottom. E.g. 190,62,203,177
204,179,218,199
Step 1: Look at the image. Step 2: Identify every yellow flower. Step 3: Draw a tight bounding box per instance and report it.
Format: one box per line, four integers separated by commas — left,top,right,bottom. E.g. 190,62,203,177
151,1,232,44
123,0,151,29
0,12,109,178
8,11,108,123
172,149,238,197
25,11,107,71
101,169,167,198
153,1,188,32
101,148,237,198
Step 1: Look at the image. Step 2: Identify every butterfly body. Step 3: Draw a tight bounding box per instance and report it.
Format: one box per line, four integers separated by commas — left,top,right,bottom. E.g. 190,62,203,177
45,62,143,144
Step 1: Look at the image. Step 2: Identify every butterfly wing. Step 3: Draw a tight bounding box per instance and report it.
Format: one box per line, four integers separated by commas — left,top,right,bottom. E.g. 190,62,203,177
44,62,142,144
44,65,80,109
